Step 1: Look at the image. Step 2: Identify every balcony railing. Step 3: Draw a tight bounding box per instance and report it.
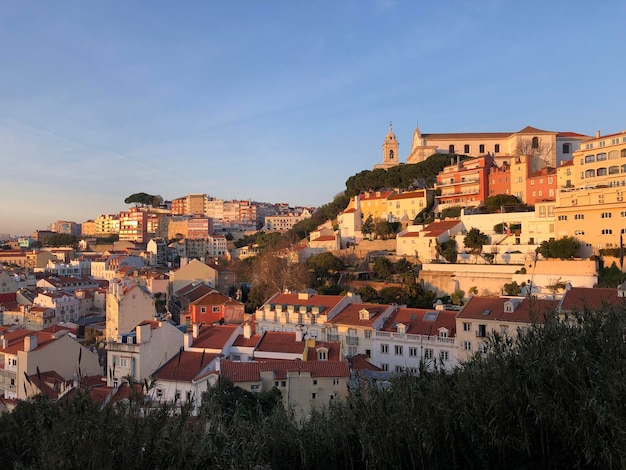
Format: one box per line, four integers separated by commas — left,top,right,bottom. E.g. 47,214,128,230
326,334,339,342
346,336,359,345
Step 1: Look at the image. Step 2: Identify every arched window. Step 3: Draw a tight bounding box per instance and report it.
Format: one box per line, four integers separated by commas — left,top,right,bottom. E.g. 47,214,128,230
597,152,607,161
532,137,539,149
621,164,626,173
622,148,626,158
597,167,608,176
389,149,394,160
449,144,455,153
585,169,596,178
562,143,571,154
609,165,620,175
585,155,595,163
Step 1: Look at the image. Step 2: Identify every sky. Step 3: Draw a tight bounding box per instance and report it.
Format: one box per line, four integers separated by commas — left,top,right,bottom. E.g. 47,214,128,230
1,0,625,237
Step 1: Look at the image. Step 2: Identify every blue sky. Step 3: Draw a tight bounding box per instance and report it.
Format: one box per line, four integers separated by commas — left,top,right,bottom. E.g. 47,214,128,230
1,0,625,236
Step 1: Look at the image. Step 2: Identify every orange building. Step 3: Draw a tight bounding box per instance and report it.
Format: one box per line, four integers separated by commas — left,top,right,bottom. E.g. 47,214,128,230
436,155,495,208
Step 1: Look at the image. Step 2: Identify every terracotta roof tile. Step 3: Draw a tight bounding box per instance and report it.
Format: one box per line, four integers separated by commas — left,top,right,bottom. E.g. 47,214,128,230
221,359,350,382
327,303,390,327
255,332,306,354
153,350,218,382
458,296,558,323
381,307,458,337
559,287,625,313
192,324,239,350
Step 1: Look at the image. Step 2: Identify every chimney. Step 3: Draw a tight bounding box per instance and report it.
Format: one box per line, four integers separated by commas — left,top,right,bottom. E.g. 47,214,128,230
24,335,38,352
596,130,601,138
243,322,252,339
295,326,303,342
184,332,193,349
136,323,151,344
192,323,200,338
0,335,7,349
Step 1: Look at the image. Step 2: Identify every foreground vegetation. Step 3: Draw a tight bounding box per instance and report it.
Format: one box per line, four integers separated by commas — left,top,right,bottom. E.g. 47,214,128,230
2,304,626,469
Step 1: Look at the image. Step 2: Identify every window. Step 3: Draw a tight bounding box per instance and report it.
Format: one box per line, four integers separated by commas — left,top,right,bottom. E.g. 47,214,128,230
318,350,327,360
200,306,206,313
119,357,128,368
156,388,163,398
478,342,488,354
463,341,472,351
620,211,626,218
394,345,403,356
251,384,260,391
424,349,433,359
575,230,585,235
532,137,539,149
597,167,608,176
500,325,509,334
463,322,471,331
494,144,500,153
333,379,340,385
381,363,389,371
312,392,316,399
409,347,418,357
530,180,535,186
610,166,620,175
585,155,595,163
449,144,455,153
601,212,612,219
558,215,568,221
602,229,613,235
562,143,571,154
574,214,584,220
477,324,487,337
622,149,626,158
597,152,607,161
381,344,389,354
440,351,449,361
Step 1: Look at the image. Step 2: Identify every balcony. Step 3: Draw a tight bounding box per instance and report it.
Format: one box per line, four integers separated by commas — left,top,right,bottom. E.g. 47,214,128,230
437,336,455,344
346,336,359,345
327,334,339,342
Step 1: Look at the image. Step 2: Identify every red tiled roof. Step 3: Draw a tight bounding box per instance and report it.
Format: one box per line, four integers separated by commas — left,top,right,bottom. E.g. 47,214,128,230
557,131,591,138
305,340,341,361
422,132,512,139
255,332,306,355
153,350,218,382
327,303,390,327
348,354,382,372
232,334,263,348
311,235,336,242
264,293,345,311
559,287,625,313
192,292,232,306
360,190,394,201
388,190,426,200
0,330,61,355
422,220,462,237
220,359,350,382
398,231,421,238
192,324,239,350
381,308,458,336
458,296,559,323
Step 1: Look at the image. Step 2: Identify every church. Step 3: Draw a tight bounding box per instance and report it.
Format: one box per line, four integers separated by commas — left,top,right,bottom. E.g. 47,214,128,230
374,123,590,170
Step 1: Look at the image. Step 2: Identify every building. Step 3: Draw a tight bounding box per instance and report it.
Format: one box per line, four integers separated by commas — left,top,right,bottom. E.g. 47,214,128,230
169,259,235,295
50,220,80,237
456,296,559,362
554,130,626,254
0,328,100,400
387,189,431,224
179,291,245,326
219,359,350,418
106,320,186,387
119,207,148,243
105,278,155,341
93,214,120,236
374,123,400,169
396,220,463,260
435,155,495,209
373,306,459,373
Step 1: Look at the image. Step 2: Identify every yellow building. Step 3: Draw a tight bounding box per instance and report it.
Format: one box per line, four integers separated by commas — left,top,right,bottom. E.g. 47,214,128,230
356,190,394,221
387,189,431,223
555,130,626,255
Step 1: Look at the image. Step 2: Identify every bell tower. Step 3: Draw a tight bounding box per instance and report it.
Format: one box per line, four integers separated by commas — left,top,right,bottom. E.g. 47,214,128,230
381,122,399,168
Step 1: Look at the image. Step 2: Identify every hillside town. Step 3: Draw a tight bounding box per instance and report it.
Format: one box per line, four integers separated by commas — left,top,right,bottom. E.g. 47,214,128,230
1,123,626,418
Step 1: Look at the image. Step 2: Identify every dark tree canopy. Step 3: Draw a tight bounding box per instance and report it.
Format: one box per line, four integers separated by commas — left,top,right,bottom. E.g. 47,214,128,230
124,192,163,207
537,236,581,259
483,194,531,213
464,227,489,254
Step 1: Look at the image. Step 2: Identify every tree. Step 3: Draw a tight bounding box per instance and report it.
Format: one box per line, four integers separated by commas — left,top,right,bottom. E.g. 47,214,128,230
515,136,555,166
537,236,580,259
437,239,458,263
361,215,374,240
439,206,462,219
464,228,489,255
503,281,521,296
124,192,162,207
450,289,465,306
42,233,78,248
372,257,393,280
483,194,529,213
307,252,345,288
